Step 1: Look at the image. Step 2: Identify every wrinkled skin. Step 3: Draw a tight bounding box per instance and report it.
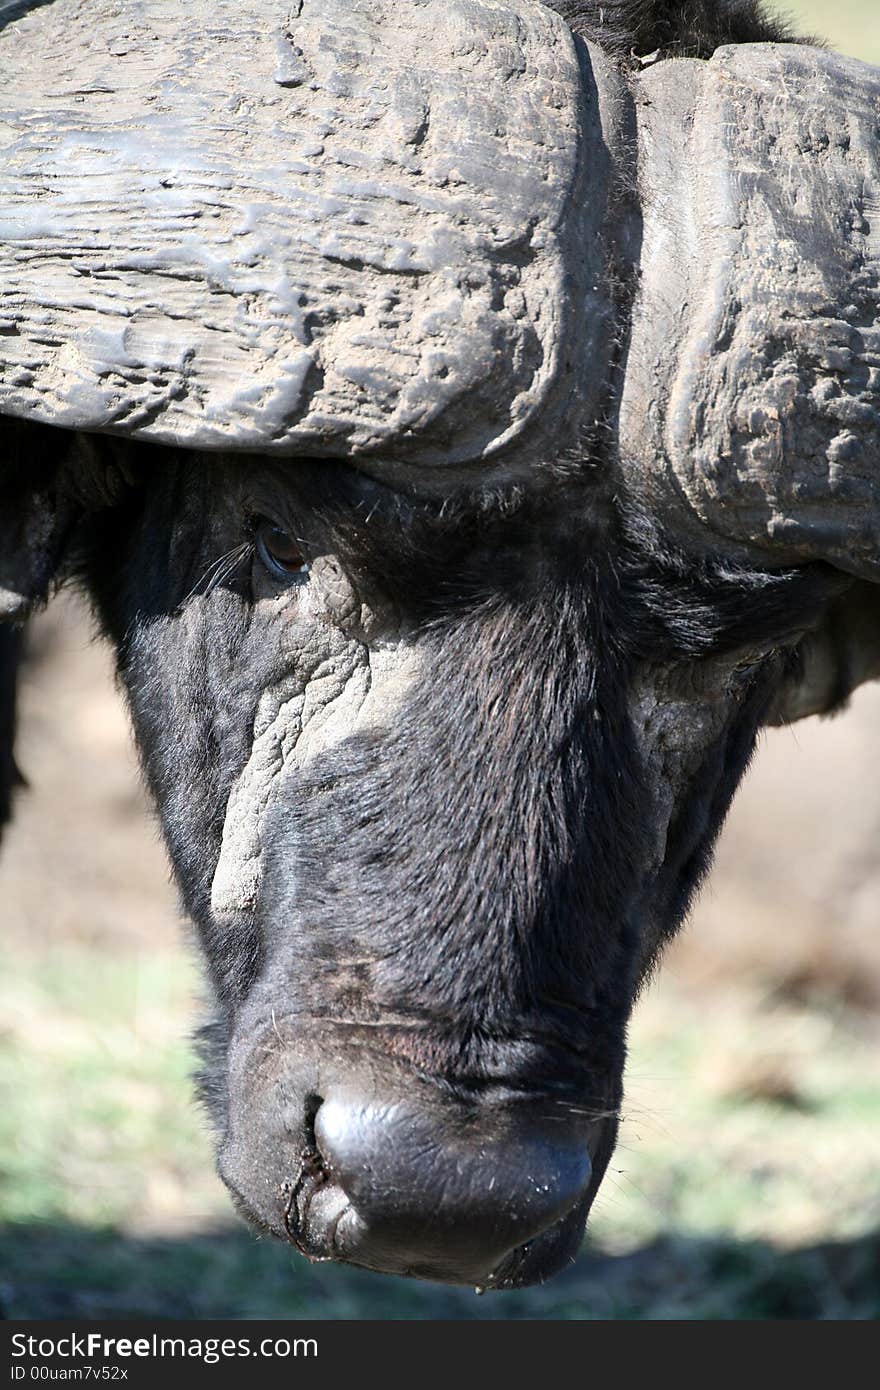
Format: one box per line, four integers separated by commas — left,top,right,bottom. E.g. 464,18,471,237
66,451,848,1286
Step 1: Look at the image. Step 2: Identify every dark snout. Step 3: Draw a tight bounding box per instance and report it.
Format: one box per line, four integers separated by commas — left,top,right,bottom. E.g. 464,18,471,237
303,1089,592,1285
219,1028,607,1289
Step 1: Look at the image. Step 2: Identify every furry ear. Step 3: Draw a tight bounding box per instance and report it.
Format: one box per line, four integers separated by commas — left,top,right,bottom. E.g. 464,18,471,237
0,625,23,835
0,418,82,841
769,585,880,725
0,419,132,839
0,419,83,622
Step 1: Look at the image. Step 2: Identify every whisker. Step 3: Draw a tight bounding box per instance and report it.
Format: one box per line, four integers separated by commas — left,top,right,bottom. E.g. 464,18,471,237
206,547,251,596
181,543,254,605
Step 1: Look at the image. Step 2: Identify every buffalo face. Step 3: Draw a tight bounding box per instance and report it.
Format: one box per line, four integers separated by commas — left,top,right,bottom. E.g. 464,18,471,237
3,0,880,1297
71,451,844,1288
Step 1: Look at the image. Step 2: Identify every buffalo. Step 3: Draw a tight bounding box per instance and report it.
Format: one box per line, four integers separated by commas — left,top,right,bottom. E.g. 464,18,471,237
2,0,879,1290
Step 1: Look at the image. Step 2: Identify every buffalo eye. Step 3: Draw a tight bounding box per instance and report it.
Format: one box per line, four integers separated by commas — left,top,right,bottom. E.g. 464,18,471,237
255,520,310,581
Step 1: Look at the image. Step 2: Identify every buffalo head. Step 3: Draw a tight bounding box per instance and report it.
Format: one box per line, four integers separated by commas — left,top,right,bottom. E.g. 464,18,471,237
2,0,879,1288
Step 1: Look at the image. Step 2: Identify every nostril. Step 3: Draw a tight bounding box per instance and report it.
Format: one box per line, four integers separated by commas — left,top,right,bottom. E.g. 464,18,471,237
302,1092,324,1155
303,1093,593,1283
284,1092,333,1252
299,1093,328,1183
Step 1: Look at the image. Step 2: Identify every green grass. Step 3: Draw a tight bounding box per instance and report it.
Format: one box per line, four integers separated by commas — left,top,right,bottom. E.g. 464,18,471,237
2,943,878,1320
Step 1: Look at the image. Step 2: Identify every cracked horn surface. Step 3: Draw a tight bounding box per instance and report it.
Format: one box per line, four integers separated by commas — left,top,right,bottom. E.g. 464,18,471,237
620,44,880,580
0,0,606,482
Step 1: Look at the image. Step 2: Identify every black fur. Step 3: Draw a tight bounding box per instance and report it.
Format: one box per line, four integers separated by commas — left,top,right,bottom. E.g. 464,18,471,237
545,1,807,57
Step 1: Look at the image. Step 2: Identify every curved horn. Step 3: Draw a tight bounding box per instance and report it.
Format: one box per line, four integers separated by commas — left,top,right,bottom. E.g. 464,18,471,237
0,0,615,489
619,43,880,582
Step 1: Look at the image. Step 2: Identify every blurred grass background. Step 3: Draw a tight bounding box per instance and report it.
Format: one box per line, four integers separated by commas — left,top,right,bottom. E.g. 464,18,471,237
793,0,880,59
2,0,880,1322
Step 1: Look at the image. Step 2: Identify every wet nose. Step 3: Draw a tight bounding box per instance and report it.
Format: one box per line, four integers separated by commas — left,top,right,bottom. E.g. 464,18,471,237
294,1092,593,1285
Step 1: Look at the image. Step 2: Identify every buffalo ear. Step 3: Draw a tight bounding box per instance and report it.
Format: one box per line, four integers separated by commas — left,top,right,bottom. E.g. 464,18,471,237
0,625,23,835
0,417,109,839
0,419,81,622
769,584,880,725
